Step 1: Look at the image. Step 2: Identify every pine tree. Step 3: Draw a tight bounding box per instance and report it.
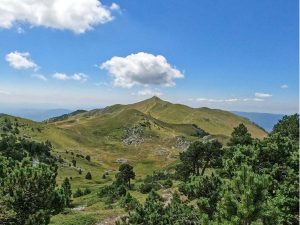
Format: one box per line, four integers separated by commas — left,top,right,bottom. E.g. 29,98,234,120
61,177,72,207
116,163,135,189
217,165,279,225
228,123,253,146
85,172,92,180
0,159,58,225
271,114,299,142
176,139,222,177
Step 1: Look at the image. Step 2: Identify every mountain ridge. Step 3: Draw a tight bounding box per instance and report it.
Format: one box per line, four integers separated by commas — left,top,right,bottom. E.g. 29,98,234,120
46,96,267,139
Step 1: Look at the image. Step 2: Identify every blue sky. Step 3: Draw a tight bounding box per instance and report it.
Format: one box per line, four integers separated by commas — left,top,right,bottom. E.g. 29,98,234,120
0,0,298,114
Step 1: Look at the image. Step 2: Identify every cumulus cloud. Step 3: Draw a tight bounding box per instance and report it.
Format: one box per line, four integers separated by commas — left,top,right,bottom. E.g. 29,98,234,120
53,73,68,80
196,97,264,103
255,92,272,98
5,51,38,70
136,89,163,97
53,73,88,82
280,84,288,89
110,3,120,11
31,74,47,81
0,0,119,33
101,52,184,88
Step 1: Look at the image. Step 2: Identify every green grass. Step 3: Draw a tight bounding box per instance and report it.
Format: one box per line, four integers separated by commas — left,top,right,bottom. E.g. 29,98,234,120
0,97,268,224
127,97,267,138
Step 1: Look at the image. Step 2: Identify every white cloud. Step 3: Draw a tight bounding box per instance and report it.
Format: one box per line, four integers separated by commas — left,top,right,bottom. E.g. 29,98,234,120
225,98,239,102
255,92,272,98
94,82,110,87
72,73,88,81
196,97,265,103
101,52,184,88
0,90,10,95
110,3,120,11
5,51,38,70
0,0,119,33
31,74,47,81
17,27,24,34
196,98,219,102
53,73,68,80
252,98,264,102
280,84,288,89
53,72,88,82
196,98,239,103
136,89,163,97
243,98,264,102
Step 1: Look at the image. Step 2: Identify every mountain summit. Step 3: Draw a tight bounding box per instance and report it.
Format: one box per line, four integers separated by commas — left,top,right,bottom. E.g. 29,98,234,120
48,97,267,140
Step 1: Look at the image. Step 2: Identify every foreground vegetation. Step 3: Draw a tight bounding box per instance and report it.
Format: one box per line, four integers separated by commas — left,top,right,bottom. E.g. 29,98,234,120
0,119,71,224
0,111,298,224
116,115,299,225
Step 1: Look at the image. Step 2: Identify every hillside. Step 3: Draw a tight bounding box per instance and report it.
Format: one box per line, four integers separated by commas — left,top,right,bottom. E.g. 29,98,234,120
0,99,279,225
126,97,267,138
0,97,267,178
46,109,88,123
51,96,267,140
0,108,208,224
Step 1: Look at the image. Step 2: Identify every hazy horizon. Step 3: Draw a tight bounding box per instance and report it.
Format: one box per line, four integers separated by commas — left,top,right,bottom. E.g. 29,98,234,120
0,95,296,115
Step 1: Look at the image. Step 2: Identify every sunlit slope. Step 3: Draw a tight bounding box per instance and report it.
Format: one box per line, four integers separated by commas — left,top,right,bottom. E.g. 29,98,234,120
0,106,207,177
48,96,267,140
48,108,206,146
126,97,267,138
0,113,80,148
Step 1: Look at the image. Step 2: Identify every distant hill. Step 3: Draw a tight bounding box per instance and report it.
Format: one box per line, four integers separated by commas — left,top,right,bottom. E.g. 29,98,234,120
45,109,87,122
126,97,267,138
0,97,268,152
232,111,284,132
0,108,72,121
48,96,267,142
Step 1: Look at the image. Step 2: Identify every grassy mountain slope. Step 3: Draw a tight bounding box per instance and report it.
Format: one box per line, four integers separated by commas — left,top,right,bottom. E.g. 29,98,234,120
0,98,268,225
48,97,266,138
46,109,88,123
126,97,267,138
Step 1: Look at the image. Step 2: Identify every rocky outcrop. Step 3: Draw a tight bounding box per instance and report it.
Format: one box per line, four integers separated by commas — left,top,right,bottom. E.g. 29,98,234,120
122,125,144,145
174,136,191,150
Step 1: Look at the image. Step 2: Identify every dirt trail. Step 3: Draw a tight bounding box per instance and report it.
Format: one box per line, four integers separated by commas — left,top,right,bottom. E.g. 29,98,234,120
96,215,124,225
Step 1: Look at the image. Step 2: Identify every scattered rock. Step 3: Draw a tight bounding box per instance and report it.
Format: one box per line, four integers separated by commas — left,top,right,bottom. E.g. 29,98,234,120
96,215,125,225
180,195,189,203
105,169,115,174
174,136,191,150
115,158,128,164
162,189,173,207
156,147,168,156
122,125,144,145
72,205,86,211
